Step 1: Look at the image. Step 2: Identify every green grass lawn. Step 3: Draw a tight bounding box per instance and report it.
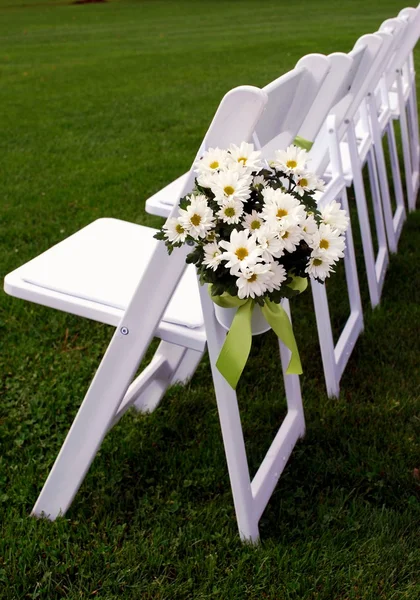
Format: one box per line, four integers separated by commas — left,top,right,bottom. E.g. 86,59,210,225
1,0,419,598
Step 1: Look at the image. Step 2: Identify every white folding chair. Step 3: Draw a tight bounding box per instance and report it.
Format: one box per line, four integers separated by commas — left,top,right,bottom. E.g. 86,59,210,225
291,47,377,398
384,6,420,213
4,86,267,536
257,36,389,399
143,51,372,399
316,33,391,311
353,18,408,254
4,71,331,542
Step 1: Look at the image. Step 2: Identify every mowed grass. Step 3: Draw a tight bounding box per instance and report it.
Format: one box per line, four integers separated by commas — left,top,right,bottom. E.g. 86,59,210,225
0,0,419,598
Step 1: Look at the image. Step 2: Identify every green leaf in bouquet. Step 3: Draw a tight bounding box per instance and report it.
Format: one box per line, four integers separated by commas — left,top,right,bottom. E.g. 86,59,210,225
153,230,166,241
179,195,191,210
194,178,215,200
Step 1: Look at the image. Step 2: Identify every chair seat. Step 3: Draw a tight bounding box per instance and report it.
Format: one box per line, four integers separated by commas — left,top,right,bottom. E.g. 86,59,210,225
4,218,206,350
145,172,189,217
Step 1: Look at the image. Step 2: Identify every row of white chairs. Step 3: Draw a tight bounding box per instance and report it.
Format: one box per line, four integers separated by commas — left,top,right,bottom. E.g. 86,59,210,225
4,6,419,542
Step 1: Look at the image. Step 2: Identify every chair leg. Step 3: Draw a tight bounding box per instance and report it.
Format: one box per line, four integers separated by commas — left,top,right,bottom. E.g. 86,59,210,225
32,319,172,519
347,123,380,308
132,340,195,413
367,97,397,253
406,83,420,202
310,280,340,398
365,148,389,295
199,284,259,543
386,120,406,244
171,347,204,384
397,72,415,212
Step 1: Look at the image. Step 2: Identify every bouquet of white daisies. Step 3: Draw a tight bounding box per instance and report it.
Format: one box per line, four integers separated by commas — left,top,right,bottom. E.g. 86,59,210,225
155,142,349,305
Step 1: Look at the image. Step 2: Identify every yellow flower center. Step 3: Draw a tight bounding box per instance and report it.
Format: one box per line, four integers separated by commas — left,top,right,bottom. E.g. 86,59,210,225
210,161,219,169
313,258,323,266
224,207,236,218
282,231,289,239
238,157,247,164
319,239,329,250
235,247,248,260
277,208,288,218
286,160,297,168
298,178,308,187
247,273,258,282
224,185,235,196
251,219,261,230
175,223,184,234
190,214,202,226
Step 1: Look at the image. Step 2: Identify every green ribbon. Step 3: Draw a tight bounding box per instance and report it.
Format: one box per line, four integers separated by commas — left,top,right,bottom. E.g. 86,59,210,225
293,136,313,152
211,276,308,389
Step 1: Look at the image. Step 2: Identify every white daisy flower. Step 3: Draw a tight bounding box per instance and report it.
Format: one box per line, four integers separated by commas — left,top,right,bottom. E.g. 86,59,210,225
256,224,285,260
320,200,349,234
195,147,229,176
261,188,306,228
196,170,216,189
162,217,188,244
294,171,325,196
227,142,263,173
242,210,264,233
210,170,252,205
236,263,272,299
273,144,308,173
217,197,244,225
219,228,263,275
178,194,215,240
265,261,287,292
203,242,222,271
299,213,318,245
312,223,345,262
279,225,304,253
306,252,335,281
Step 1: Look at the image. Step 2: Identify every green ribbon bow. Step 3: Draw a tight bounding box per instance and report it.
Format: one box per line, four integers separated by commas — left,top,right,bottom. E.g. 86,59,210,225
293,136,314,152
211,276,308,389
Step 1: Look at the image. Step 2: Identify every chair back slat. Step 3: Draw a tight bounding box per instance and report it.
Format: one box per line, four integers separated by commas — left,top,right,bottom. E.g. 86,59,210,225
123,86,267,345
298,52,355,141
309,35,384,176
170,85,269,218
254,56,329,155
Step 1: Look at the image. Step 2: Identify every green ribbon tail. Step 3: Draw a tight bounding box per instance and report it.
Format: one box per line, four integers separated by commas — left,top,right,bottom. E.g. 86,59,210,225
293,136,313,152
261,301,302,375
215,299,253,390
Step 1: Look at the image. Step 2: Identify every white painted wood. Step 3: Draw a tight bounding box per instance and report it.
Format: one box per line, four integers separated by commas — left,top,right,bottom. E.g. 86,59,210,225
383,8,420,211
254,55,330,156
198,283,259,542
251,300,305,521
303,35,388,396
5,71,326,540
22,86,270,524
310,115,364,397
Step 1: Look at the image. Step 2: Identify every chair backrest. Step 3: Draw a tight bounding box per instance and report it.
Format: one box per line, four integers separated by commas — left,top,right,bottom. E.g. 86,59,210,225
253,56,329,155
296,52,354,141
310,34,385,176
297,50,363,142
120,86,267,362
398,5,420,73
378,17,411,90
